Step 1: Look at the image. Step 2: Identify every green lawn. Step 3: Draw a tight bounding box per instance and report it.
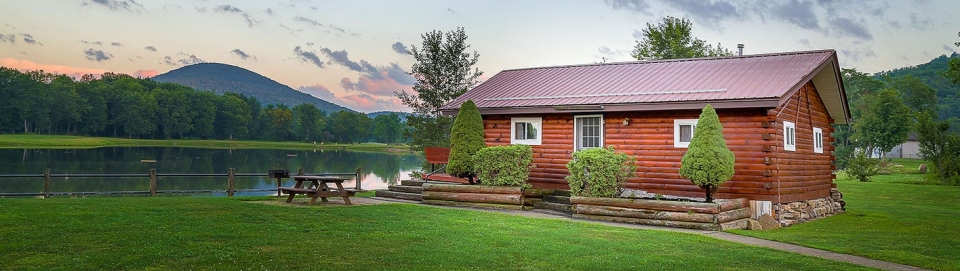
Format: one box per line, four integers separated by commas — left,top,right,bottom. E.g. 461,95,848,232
0,134,410,153
0,197,871,270
733,160,960,271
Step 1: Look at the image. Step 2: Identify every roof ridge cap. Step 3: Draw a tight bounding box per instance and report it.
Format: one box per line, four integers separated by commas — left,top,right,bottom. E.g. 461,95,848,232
502,49,837,72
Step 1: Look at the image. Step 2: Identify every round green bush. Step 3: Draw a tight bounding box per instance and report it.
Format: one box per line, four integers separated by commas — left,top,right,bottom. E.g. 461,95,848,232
566,146,636,198
473,145,534,188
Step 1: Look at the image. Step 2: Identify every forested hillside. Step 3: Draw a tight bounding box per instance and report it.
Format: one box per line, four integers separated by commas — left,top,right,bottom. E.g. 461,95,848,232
0,68,405,144
152,63,352,114
876,53,960,124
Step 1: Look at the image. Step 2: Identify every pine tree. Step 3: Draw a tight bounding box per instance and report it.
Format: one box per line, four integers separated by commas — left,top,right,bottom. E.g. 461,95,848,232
447,100,485,184
679,104,735,202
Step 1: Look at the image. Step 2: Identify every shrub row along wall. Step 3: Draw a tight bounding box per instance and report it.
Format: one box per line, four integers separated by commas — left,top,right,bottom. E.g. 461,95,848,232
422,184,527,210
571,197,751,231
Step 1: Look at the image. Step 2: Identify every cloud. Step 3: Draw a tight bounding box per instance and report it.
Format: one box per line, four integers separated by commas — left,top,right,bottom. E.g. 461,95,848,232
293,46,325,68
162,53,204,66
340,64,416,97
943,44,956,53
337,93,407,113
209,5,260,28
840,48,876,62
80,40,103,45
132,69,159,78
83,0,145,13
769,0,820,30
447,8,457,14
798,38,811,47
297,84,336,101
84,48,113,62
265,8,275,16
111,42,122,46
144,45,156,52
662,0,741,25
1,57,154,79
320,48,363,71
292,16,358,36
1,33,41,46
391,42,411,55
605,0,650,14
231,49,256,61
829,18,872,40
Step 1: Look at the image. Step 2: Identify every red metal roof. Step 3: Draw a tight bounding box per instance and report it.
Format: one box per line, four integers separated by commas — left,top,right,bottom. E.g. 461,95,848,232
441,50,843,116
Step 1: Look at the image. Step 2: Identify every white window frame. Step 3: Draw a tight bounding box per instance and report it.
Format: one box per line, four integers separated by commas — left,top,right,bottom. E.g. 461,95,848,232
510,117,542,145
574,115,604,151
784,121,796,152
674,119,699,148
813,127,823,154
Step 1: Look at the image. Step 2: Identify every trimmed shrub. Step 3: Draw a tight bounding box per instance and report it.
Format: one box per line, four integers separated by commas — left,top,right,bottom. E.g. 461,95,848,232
473,145,534,188
846,152,880,182
447,100,485,184
679,104,735,203
566,146,636,198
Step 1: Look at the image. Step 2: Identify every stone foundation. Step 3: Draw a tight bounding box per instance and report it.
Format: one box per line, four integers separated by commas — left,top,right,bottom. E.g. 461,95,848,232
775,188,845,227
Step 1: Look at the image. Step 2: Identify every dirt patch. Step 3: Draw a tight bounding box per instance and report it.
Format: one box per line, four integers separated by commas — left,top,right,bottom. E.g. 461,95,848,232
249,197,401,207
385,147,410,153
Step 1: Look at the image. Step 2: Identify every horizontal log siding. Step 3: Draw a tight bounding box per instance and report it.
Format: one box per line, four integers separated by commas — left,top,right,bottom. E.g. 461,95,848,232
483,107,779,200
773,82,836,203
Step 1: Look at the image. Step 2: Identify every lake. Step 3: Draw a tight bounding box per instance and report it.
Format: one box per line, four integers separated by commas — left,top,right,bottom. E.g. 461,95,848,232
0,147,424,197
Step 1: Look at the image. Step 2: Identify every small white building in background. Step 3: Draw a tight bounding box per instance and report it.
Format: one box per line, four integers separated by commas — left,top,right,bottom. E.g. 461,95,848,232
885,134,920,159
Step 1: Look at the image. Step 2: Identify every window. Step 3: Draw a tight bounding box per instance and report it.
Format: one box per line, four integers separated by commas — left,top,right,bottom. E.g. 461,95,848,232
510,117,542,145
574,115,603,151
784,121,796,151
674,119,698,148
813,127,823,153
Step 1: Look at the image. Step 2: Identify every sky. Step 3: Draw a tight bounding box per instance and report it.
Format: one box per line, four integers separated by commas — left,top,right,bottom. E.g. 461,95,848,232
1,0,958,113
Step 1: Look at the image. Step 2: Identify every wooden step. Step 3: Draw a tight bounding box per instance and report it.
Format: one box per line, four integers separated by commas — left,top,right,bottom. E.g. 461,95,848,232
533,201,572,213
552,190,572,197
388,185,423,194
400,180,426,187
374,190,422,201
528,208,573,217
543,195,571,204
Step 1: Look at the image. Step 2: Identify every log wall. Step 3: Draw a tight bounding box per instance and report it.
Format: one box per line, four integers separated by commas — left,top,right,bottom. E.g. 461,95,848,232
772,82,836,203
481,80,838,204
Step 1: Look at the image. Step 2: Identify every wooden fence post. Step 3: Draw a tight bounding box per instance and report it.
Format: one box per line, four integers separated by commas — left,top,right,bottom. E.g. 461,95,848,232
43,168,51,198
355,167,362,191
149,168,157,197
227,168,235,197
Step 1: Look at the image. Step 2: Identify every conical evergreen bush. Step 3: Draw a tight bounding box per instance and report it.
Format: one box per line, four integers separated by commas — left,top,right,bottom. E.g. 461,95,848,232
679,104,735,202
447,100,485,184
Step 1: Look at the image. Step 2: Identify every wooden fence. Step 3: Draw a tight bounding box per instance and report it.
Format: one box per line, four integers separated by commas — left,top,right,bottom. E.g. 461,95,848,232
0,168,361,198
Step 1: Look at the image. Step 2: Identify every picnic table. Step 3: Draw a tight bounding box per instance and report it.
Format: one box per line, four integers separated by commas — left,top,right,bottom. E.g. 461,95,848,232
278,175,357,205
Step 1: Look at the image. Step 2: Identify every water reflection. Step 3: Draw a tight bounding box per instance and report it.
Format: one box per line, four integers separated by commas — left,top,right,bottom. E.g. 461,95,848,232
0,147,424,196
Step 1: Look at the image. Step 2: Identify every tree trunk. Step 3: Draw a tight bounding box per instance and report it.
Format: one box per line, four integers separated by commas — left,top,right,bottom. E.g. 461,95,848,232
704,184,714,203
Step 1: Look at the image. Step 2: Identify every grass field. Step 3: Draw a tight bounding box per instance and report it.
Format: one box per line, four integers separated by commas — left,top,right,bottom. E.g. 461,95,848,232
733,158,960,271
0,134,411,153
0,197,872,270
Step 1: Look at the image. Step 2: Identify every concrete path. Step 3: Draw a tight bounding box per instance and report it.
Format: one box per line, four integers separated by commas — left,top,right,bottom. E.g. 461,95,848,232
368,197,928,271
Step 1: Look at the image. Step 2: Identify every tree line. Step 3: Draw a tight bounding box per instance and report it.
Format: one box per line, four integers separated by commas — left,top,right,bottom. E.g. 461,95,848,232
0,67,405,144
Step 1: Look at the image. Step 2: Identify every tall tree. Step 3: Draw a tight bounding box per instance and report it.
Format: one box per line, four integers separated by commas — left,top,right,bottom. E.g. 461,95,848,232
265,104,293,141
395,27,483,150
292,103,324,142
372,113,402,143
852,88,913,157
889,75,938,115
632,16,732,61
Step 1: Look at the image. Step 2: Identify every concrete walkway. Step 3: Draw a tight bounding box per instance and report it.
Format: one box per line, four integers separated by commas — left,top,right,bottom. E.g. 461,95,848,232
369,197,928,271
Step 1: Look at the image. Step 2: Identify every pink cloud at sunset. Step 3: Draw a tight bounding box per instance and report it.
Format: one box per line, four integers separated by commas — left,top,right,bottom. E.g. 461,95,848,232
336,93,408,113
339,69,414,96
0,58,158,79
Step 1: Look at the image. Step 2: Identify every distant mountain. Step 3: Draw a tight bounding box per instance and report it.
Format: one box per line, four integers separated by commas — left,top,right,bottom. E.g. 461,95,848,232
152,63,354,113
875,52,960,125
366,111,413,121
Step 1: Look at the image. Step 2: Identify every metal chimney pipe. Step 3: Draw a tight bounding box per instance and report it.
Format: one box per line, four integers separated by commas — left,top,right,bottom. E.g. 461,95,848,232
737,44,744,56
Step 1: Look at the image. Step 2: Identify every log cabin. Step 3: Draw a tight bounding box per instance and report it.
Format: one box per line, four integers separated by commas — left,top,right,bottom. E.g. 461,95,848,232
439,50,850,212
